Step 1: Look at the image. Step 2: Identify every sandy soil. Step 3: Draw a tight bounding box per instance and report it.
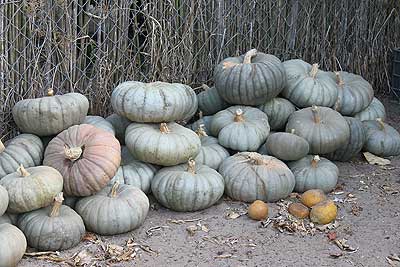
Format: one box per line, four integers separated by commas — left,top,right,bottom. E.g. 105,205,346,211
18,98,400,267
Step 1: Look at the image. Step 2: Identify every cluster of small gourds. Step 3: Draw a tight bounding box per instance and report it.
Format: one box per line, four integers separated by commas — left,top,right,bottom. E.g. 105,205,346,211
1,48,400,267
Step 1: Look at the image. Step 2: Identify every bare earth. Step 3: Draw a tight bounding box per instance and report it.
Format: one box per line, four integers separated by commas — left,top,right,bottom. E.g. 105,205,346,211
19,98,400,267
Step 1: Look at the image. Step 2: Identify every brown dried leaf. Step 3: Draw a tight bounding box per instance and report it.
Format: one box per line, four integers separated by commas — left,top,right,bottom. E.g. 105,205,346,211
332,239,358,252
82,232,99,243
329,251,343,258
74,250,93,266
363,152,391,166
201,224,210,233
186,225,198,236
225,210,241,219
327,231,337,241
381,185,400,195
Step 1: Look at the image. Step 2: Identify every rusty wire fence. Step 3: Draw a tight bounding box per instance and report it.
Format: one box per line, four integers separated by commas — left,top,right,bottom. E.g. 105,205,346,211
1,0,400,139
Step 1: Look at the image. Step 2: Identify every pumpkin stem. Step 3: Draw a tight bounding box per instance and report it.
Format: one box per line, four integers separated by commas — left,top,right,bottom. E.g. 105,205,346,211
376,118,385,131
311,155,320,168
334,72,345,86
47,88,54,96
64,145,83,161
187,159,196,174
309,63,319,78
196,124,208,137
246,152,266,165
17,164,30,177
234,109,245,122
243,49,258,64
0,139,4,153
311,105,321,124
110,182,120,198
160,123,171,134
201,84,210,91
50,192,64,217
290,129,296,134
198,110,203,119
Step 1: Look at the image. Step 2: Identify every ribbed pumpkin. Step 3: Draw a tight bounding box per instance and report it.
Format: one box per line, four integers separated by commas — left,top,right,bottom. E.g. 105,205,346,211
0,185,8,216
214,49,286,105
18,193,85,251
125,122,201,166
188,112,213,135
331,71,374,116
0,134,43,179
286,106,350,154
324,117,365,161
354,97,386,121
282,60,338,108
289,155,339,193
64,196,80,209
76,182,149,235
108,147,157,194
0,223,27,267
83,115,115,135
211,106,270,151
258,97,296,130
105,113,131,145
265,130,309,161
197,85,229,115
12,89,89,136
0,213,18,225
44,124,121,196
219,152,295,202
151,159,224,212
111,81,197,123
194,126,230,170
0,165,63,214
362,118,400,157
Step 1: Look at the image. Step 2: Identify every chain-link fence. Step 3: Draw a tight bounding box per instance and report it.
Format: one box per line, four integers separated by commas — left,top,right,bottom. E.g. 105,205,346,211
1,0,399,139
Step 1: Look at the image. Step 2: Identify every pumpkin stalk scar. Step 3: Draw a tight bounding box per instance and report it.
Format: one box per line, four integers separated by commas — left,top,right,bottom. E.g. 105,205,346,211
187,159,196,174
159,123,171,134
17,164,30,177
198,110,203,119
234,109,245,122
311,155,320,168
201,84,210,91
47,88,54,96
243,49,258,64
196,124,208,137
0,139,4,153
222,61,238,69
50,192,64,217
376,118,385,131
309,63,319,78
335,71,345,86
110,182,120,198
64,144,83,161
311,105,321,124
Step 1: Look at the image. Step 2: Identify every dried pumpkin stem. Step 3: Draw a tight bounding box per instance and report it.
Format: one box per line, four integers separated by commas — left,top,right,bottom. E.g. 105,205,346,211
110,182,120,198
47,88,54,96
198,110,203,119
234,109,245,122
50,192,64,217
309,63,319,78
160,123,171,134
311,155,320,168
196,124,208,137
335,72,345,86
64,145,83,161
311,105,321,124
376,118,385,131
201,84,210,91
243,49,257,64
17,164,30,177
187,159,196,174
246,152,266,165
0,139,4,153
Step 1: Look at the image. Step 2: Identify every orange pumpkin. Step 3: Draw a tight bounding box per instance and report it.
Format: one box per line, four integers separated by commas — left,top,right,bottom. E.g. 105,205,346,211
310,200,337,224
248,200,269,220
288,203,310,219
300,189,327,208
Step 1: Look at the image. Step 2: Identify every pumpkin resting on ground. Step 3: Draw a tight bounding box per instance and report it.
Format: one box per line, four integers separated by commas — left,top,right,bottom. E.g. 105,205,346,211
0,223,27,267
310,200,337,224
248,200,269,221
288,203,310,219
300,189,327,208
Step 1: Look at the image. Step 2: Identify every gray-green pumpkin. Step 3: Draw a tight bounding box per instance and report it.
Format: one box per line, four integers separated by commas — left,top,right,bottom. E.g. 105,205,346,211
258,98,296,130
0,185,8,216
105,113,131,145
324,117,365,161
354,97,386,121
362,118,400,157
12,90,89,136
211,106,270,151
286,106,350,154
108,148,157,194
194,126,230,170
0,223,27,267
125,122,201,166
219,152,295,202
0,213,18,225
265,130,309,161
76,183,149,235
151,159,224,211
111,81,197,123
18,192,85,251
214,49,286,105
64,196,80,209
282,60,338,108
83,115,115,135
289,155,339,193
197,85,229,115
0,165,63,214
188,113,213,135
331,71,374,116
0,134,43,179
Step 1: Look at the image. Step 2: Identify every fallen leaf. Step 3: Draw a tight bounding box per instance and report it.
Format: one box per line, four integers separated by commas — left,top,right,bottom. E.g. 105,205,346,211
145,225,169,236
327,231,337,241
332,239,358,252
201,224,209,233
186,225,198,236
74,250,93,266
329,251,343,258
24,251,59,257
363,152,391,166
380,185,400,195
214,253,233,259
168,218,201,224
82,232,98,243
388,254,400,262
225,210,241,219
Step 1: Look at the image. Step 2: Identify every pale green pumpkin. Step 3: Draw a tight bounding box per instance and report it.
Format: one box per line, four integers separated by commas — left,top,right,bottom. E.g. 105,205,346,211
105,113,131,145
266,130,309,161
83,115,115,135
197,85,229,115
354,97,386,121
0,223,27,267
258,97,296,130
0,185,8,216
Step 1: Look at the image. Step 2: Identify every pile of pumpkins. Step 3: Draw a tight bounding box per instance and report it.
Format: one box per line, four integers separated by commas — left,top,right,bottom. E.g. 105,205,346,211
1,49,400,266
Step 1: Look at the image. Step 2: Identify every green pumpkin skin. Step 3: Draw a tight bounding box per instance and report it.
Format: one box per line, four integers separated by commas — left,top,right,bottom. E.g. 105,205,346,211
362,119,400,157
151,160,225,212
83,115,115,135
258,98,296,130
105,113,131,145
197,85,230,115
289,155,339,193
0,223,27,267
0,213,18,225
266,132,309,161
0,185,8,216
195,136,230,170
354,97,386,121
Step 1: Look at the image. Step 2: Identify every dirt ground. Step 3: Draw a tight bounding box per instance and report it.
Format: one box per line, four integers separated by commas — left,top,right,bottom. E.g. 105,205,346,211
19,98,400,267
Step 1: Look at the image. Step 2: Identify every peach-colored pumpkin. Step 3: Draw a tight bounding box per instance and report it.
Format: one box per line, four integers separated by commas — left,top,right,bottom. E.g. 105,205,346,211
44,124,121,197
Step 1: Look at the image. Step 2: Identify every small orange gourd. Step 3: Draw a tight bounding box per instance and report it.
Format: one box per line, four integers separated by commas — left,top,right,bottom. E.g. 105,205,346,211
310,200,337,224
288,203,310,219
300,189,327,208
248,200,269,221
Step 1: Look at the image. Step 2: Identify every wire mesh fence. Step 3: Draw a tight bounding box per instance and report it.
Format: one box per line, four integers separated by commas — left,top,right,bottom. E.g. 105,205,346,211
1,0,399,139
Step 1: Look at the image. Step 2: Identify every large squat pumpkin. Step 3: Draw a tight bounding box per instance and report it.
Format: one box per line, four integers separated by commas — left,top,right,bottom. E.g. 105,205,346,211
214,49,286,105
258,97,296,130
363,118,400,157
354,97,386,121
12,90,89,136
265,130,309,161
197,85,229,115
44,124,121,196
